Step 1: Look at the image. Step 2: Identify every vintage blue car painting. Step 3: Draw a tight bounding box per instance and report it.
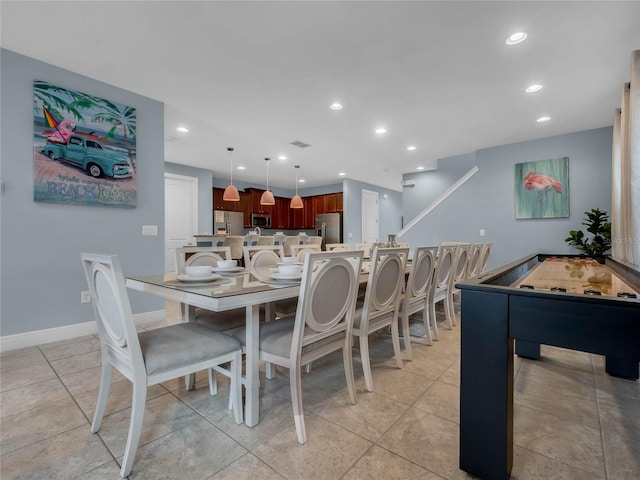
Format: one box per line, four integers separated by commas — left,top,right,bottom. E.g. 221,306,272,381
33,81,137,208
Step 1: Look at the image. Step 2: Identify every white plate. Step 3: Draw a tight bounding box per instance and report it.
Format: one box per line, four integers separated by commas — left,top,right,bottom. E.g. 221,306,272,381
271,272,303,281
176,274,221,283
212,266,244,273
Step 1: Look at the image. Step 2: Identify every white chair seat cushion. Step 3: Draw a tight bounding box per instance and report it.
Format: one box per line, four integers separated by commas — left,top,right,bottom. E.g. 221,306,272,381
231,317,345,357
195,307,247,331
139,323,241,376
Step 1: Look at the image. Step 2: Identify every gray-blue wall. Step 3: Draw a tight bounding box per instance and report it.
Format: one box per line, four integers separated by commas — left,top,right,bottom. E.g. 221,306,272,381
1,49,165,336
400,127,613,269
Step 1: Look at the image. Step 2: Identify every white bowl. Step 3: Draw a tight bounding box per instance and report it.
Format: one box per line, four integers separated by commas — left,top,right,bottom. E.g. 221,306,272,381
278,264,303,276
281,256,298,264
184,265,212,277
217,259,237,269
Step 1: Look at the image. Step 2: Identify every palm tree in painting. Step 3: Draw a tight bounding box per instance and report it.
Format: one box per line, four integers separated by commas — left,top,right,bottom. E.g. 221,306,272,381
33,80,90,122
92,100,137,173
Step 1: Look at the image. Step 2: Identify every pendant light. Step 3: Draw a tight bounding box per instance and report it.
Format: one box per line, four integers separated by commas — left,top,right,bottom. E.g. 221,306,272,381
290,165,303,209
260,157,275,205
222,147,240,201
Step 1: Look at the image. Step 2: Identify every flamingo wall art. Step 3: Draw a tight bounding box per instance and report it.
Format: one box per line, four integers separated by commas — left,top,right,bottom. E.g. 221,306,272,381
515,157,569,219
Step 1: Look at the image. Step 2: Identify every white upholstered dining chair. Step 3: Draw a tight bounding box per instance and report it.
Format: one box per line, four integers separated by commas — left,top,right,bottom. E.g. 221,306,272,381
230,250,363,443
428,245,456,333
290,243,322,262
480,242,493,272
81,252,243,478
466,243,483,279
243,245,284,277
282,235,301,256
447,244,470,327
352,246,409,392
398,245,438,360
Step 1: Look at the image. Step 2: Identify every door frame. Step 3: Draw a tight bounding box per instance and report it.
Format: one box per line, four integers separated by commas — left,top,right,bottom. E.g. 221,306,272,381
361,189,379,243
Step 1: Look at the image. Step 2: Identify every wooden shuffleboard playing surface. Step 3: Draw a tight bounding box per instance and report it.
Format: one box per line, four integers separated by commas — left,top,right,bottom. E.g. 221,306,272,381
514,256,639,299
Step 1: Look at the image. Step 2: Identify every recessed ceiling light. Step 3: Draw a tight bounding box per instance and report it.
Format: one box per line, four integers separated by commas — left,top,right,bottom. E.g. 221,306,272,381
506,32,527,45
299,178,306,183
525,84,543,93
237,165,245,170
417,166,425,171
338,172,346,176
375,127,387,134
330,102,343,110
278,155,287,161
407,145,417,151
176,126,189,133
536,116,551,123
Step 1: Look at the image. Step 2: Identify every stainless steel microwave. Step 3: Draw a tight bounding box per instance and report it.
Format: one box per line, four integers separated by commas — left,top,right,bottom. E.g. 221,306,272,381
251,214,271,228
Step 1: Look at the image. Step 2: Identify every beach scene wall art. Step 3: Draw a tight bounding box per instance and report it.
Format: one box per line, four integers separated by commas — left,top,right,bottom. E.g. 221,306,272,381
515,157,569,219
33,80,137,208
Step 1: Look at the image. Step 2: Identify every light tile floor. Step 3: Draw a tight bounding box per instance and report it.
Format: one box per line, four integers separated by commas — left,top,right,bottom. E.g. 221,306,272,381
1,303,638,479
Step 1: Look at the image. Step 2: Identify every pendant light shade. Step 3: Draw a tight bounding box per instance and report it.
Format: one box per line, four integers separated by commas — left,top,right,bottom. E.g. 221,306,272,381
223,147,240,201
260,157,275,205
290,165,303,209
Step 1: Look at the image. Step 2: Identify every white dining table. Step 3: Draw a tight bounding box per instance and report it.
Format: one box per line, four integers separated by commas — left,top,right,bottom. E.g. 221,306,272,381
125,270,301,427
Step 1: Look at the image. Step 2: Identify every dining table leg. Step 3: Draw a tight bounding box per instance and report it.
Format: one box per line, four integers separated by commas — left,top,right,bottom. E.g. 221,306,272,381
264,302,276,380
245,303,261,427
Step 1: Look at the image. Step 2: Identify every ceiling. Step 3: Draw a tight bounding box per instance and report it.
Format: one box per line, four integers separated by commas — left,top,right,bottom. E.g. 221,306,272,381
2,1,639,191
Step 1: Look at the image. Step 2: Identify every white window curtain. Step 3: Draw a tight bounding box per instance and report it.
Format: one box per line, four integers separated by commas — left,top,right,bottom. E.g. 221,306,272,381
612,50,640,266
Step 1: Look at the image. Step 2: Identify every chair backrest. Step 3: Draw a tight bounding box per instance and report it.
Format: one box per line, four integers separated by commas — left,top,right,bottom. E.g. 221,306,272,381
175,246,231,274
433,245,456,292
326,243,350,252
307,236,323,245
290,250,364,359
452,244,471,283
81,253,143,381
480,243,492,272
404,246,438,305
467,244,483,278
290,244,322,262
355,242,374,258
257,235,275,246
244,245,284,275
360,247,409,326
282,236,301,256
244,234,260,246
223,235,245,259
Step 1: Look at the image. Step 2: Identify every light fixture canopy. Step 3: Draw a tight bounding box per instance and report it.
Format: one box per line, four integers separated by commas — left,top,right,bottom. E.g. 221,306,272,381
223,147,240,201
260,157,275,205
290,165,303,209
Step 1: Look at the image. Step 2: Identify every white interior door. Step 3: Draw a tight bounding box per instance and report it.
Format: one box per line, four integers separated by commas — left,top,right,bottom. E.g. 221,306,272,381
361,189,379,243
165,173,198,273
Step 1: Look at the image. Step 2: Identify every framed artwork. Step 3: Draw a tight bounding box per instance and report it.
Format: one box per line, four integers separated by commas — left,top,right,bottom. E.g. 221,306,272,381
33,80,137,208
514,157,569,219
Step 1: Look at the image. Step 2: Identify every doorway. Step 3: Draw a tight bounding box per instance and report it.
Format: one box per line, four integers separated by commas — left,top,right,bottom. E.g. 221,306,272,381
164,173,198,273
361,189,379,243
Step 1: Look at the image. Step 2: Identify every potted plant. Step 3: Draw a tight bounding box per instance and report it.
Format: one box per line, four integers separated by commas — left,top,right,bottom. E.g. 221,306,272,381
564,208,611,256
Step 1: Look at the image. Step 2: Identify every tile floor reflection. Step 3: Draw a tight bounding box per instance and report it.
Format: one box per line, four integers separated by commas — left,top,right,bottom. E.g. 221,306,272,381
1,302,638,479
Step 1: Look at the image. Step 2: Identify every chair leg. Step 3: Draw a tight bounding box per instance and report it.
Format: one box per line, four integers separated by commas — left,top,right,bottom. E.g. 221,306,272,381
400,310,413,361
429,302,440,340
342,342,358,404
290,365,307,444
120,382,147,478
447,293,457,327
208,369,218,396
91,361,113,433
390,318,404,369
359,335,374,392
421,308,433,345
231,352,243,425
440,298,453,330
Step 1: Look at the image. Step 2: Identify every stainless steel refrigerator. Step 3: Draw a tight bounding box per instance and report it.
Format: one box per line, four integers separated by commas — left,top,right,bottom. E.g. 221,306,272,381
315,213,342,248
214,210,244,235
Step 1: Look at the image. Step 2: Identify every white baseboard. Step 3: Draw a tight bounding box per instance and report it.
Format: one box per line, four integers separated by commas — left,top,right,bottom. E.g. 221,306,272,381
0,310,165,352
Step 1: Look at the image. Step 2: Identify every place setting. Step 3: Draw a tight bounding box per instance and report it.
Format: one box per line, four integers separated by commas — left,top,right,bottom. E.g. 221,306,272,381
165,265,229,286
211,259,245,275
264,263,304,286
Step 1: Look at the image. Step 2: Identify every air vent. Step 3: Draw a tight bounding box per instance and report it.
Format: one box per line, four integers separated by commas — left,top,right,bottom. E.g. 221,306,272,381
290,141,311,148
